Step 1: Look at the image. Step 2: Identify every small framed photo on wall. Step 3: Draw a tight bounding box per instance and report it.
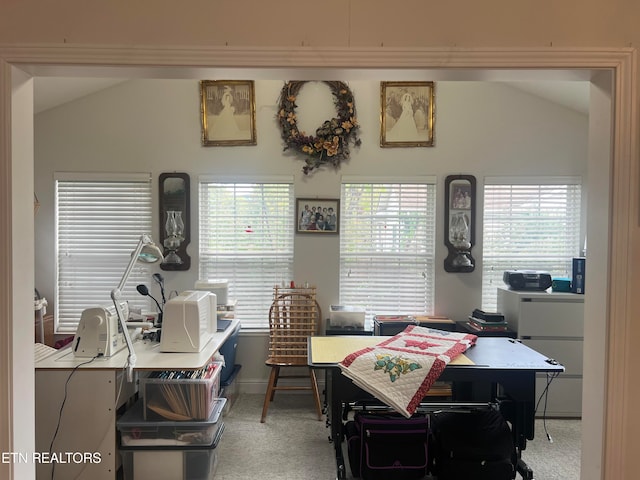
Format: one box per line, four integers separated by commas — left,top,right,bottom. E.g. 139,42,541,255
296,198,339,234
380,81,435,147
200,80,257,146
450,181,472,210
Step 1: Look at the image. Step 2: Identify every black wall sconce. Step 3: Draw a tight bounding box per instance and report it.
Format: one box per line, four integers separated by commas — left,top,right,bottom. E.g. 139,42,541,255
159,172,191,271
444,174,476,273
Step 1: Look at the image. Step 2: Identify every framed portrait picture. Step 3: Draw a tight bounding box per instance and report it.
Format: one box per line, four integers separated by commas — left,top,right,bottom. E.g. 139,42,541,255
380,81,435,147
449,180,472,210
296,198,340,234
200,80,257,146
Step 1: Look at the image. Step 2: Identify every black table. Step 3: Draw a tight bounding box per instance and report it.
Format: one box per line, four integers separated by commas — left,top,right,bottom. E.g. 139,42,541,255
309,336,564,480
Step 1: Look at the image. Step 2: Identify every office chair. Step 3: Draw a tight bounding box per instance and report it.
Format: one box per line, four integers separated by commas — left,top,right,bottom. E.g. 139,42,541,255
260,285,323,423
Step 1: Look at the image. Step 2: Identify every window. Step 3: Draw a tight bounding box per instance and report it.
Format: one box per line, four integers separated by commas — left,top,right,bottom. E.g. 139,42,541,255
340,177,437,319
482,177,582,310
55,173,153,333
199,176,294,329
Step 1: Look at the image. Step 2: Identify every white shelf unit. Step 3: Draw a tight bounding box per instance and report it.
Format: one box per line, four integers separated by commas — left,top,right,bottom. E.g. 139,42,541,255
35,319,239,479
497,287,584,418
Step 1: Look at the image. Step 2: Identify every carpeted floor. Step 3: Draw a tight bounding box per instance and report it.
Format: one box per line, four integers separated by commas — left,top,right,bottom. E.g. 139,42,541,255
214,393,581,480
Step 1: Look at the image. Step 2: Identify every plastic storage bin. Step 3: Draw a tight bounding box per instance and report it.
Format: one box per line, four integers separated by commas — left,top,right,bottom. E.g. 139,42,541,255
141,361,223,421
119,438,222,480
117,398,225,447
219,322,240,384
220,364,241,416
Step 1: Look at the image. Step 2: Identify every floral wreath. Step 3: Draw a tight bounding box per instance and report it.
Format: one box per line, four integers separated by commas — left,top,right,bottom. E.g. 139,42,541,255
277,81,361,175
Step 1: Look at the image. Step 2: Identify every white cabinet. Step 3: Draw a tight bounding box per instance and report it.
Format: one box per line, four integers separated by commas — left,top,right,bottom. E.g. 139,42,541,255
35,319,240,479
35,368,135,479
497,287,584,417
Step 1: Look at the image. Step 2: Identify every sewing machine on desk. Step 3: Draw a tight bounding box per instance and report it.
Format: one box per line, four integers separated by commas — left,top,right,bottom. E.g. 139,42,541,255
34,318,239,480
308,335,564,480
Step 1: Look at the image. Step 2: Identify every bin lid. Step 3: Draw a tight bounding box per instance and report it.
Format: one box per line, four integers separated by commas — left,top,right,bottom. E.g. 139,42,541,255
117,398,226,429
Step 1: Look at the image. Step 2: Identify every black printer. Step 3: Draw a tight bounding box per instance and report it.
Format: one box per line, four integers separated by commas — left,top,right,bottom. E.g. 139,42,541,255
503,270,552,291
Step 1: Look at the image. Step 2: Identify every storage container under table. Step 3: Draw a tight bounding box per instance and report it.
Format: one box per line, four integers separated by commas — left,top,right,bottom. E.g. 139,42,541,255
117,398,225,447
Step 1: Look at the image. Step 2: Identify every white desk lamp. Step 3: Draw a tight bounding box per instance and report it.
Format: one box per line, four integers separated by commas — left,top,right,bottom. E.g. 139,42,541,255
110,234,163,381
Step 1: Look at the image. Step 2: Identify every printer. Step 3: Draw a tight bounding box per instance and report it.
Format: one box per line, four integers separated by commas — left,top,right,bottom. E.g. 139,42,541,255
503,270,552,291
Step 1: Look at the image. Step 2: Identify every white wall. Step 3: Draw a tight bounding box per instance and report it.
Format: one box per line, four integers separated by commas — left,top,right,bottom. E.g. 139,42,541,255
34,76,588,388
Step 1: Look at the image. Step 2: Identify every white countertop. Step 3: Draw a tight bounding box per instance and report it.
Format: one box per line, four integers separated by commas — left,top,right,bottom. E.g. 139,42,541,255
35,318,239,371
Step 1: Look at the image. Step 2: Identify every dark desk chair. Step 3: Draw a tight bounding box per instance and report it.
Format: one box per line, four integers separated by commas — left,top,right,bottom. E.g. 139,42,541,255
260,286,323,423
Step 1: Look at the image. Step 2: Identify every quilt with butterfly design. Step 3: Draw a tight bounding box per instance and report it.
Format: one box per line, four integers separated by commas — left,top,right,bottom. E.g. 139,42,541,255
338,325,477,418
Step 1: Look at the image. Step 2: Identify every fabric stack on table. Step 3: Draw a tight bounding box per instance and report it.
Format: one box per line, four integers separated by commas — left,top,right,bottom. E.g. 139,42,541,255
338,325,477,417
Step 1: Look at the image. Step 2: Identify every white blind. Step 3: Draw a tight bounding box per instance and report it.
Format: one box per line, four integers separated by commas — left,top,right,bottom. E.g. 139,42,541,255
199,178,294,329
340,180,436,319
55,174,153,333
482,178,582,310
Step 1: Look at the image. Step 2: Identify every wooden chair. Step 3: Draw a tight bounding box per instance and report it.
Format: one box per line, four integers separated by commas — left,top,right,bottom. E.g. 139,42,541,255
260,286,323,423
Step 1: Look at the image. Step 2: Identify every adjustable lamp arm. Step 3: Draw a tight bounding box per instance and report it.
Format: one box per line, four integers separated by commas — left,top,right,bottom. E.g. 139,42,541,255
111,234,162,382
111,289,136,382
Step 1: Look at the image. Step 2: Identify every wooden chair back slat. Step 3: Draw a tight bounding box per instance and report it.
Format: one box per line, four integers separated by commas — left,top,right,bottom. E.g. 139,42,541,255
267,286,320,364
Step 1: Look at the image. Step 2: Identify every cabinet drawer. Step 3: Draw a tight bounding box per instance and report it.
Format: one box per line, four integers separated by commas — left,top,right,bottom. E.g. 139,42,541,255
522,338,583,375
535,375,582,417
519,299,584,337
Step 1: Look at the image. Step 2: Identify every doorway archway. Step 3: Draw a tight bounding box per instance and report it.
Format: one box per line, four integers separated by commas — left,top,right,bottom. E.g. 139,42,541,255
1,46,633,480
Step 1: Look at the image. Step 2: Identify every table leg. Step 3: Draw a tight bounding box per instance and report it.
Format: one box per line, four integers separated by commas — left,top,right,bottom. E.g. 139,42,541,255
496,371,537,480
327,369,347,478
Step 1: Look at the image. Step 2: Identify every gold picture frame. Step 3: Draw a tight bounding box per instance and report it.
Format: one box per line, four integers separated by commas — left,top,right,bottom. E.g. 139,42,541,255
200,80,257,146
380,81,435,147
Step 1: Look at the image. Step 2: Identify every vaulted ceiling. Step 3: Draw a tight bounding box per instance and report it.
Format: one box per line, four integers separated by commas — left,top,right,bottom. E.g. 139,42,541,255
33,76,590,115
